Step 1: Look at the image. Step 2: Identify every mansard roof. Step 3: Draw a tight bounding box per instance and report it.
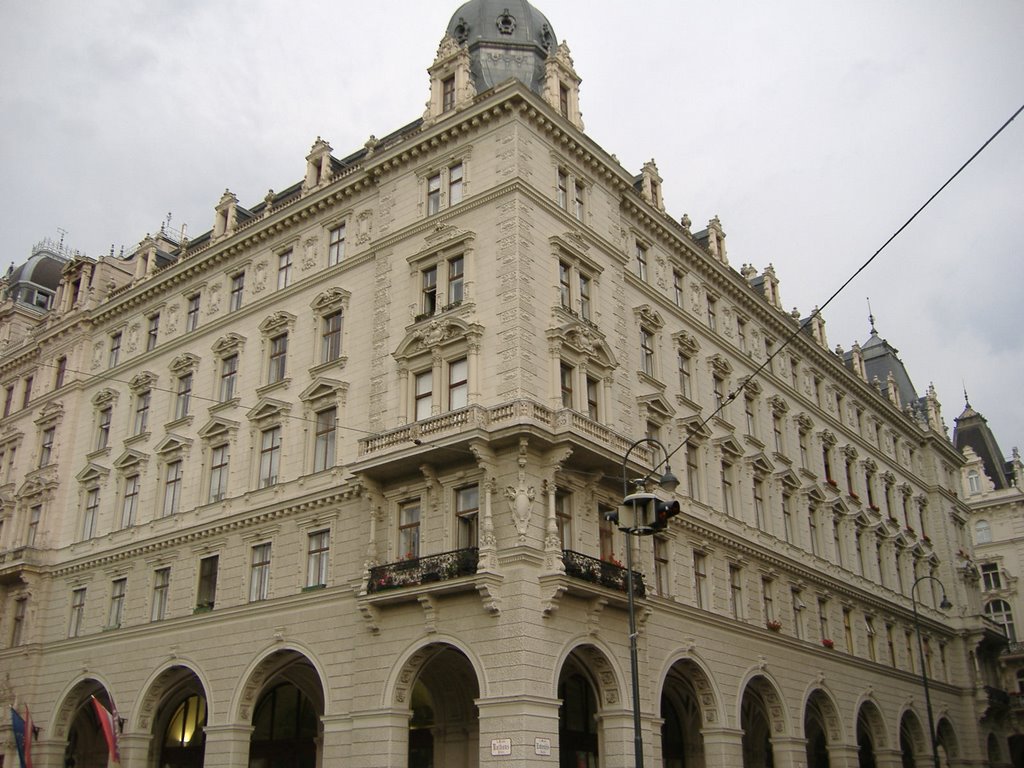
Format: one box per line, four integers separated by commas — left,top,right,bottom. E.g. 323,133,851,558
953,399,1011,490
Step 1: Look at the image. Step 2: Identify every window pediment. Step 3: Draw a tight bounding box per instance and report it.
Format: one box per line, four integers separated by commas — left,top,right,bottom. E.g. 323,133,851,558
746,452,775,474
739,376,762,397
76,463,110,484
212,333,246,356
92,388,119,407
259,311,297,336
247,398,292,423
708,354,732,377
409,225,475,266
130,371,158,393
300,378,349,406
678,416,711,443
638,394,675,421
170,353,200,375
775,468,801,488
841,444,858,461
311,287,351,314
34,401,64,426
802,486,827,504
633,304,664,330
861,457,878,475
767,395,789,415
18,474,56,498
715,435,744,457
819,429,837,448
113,449,148,471
673,331,700,356
394,318,482,360
550,232,603,275
198,417,240,440
831,498,850,516
548,323,616,370
795,412,814,432
155,434,194,456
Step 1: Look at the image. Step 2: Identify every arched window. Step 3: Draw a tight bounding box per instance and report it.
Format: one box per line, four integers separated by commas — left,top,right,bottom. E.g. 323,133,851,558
975,519,992,544
968,470,981,495
985,599,1016,642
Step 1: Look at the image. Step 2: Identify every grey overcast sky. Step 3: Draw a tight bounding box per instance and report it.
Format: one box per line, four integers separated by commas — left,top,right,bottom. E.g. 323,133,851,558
1,1,1022,454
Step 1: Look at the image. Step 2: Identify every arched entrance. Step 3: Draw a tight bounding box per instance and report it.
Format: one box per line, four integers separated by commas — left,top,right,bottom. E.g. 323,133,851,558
899,711,925,768
804,690,839,768
855,700,886,768
660,659,710,768
740,677,783,768
240,650,325,768
138,665,209,768
403,644,480,768
557,646,615,768
935,717,958,767
53,680,115,768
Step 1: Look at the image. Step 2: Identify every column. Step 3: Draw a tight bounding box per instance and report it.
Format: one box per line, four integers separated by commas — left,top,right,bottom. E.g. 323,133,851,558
119,732,153,767
319,713,352,767
476,695,561,766
27,738,65,768
771,735,808,768
203,723,253,768
349,708,409,768
700,726,744,766
593,708,637,768
826,742,863,768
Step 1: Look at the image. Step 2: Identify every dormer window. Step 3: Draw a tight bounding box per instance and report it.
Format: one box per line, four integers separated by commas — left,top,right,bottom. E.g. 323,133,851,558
559,83,569,118
442,76,456,112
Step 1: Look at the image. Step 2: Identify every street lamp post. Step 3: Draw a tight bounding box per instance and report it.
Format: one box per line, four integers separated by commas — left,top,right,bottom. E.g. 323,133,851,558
620,438,679,768
910,574,953,768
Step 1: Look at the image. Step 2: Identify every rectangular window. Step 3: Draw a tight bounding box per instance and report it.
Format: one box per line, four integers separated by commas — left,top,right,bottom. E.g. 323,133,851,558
249,543,272,602
654,537,670,596
415,371,433,420
421,266,438,316
555,492,572,550
69,587,86,637
306,530,330,588
220,355,238,402
635,243,648,281
886,624,897,668
328,223,346,266
557,169,568,210
109,333,122,367
229,272,245,312
753,477,765,530
313,407,336,473
673,269,684,307
586,376,599,420
163,460,183,517
449,163,464,205
799,430,809,469
175,374,192,420
151,568,170,621
122,475,139,528
792,590,804,639
773,415,785,454
448,255,464,305
456,485,479,549
640,328,655,377
712,375,725,411
729,565,743,619
11,598,26,645
865,617,877,661
599,505,615,561
678,353,692,400
448,357,468,410
687,445,701,502
22,375,32,408
560,363,574,409
981,563,1002,591
762,578,775,622
55,355,67,388
259,426,282,488
39,426,55,467
737,318,748,353
578,273,592,320
559,83,569,117
782,490,793,543
209,444,229,503
442,76,456,111
83,488,99,539
721,461,734,516
108,578,127,628
559,262,571,309
399,502,421,558
276,250,293,290
745,397,757,437
693,551,708,609
197,555,218,610
321,311,344,363
573,180,584,221
186,293,201,332
27,505,41,547
133,391,150,435
844,608,855,653
3,385,13,416
426,173,441,215
818,598,830,641
147,313,160,352
707,297,717,332
268,334,288,383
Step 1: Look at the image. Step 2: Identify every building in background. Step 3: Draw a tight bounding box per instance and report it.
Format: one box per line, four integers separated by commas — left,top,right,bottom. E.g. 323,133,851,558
0,1,1010,765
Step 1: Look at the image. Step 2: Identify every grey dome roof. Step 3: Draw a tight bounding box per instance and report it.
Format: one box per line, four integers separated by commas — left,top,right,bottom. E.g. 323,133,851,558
446,0,557,95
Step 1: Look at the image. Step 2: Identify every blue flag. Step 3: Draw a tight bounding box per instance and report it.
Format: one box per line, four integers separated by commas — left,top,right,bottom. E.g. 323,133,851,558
10,706,29,768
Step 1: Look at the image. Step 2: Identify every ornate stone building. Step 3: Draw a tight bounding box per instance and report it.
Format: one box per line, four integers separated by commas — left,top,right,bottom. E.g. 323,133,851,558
0,1,1009,765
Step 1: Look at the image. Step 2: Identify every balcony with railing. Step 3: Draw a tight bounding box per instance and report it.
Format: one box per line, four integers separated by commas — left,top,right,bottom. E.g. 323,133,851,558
367,547,479,595
562,550,645,598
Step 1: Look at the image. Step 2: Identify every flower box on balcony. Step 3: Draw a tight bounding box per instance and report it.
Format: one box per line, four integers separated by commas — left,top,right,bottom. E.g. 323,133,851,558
821,638,835,649
766,620,782,632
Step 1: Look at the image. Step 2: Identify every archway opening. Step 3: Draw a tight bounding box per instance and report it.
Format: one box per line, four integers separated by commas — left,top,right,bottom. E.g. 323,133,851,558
407,645,480,768
660,660,707,768
899,712,924,768
740,683,774,768
558,652,601,768
245,652,324,768
161,694,207,768
59,681,113,768
935,717,958,768
855,702,883,768
804,694,831,768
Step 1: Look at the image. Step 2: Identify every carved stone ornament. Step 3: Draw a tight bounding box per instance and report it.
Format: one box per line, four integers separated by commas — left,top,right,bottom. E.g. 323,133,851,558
169,353,199,375
302,237,318,270
506,480,536,540
413,320,456,350
129,371,158,393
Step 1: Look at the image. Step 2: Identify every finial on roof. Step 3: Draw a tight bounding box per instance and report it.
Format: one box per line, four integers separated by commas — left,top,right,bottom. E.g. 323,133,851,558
963,382,970,408
867,297,876,334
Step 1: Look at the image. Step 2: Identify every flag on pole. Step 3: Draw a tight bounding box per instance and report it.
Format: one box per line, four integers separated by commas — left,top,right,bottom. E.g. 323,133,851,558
91,696,121,766
10,705,32,768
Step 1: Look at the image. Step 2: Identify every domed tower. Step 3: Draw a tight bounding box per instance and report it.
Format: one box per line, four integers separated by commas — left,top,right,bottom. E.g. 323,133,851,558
424,0,583,128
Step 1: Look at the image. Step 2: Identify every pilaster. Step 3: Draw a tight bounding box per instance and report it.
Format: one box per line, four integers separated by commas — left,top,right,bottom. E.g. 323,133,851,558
203,723,253,768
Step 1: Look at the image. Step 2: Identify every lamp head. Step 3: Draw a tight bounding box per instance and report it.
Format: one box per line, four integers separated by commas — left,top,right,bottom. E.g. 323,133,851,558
659,465,679,493
940,595,953,611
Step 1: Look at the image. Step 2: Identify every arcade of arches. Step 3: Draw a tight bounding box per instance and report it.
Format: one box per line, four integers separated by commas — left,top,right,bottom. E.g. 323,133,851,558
39,643,964,767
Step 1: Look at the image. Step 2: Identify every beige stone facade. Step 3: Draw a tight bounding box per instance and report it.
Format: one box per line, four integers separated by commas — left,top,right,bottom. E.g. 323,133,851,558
0,2,1010,766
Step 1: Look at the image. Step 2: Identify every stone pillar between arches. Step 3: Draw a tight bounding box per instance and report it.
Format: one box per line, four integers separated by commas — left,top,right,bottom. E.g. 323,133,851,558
475,694,560,766
826,741,863,768
319,713,352,767
203,723,253,768
348,707,409,768
770,735,809,768
118,732,154,767
700,725,744,766
873,746,908,768
26,738,65,768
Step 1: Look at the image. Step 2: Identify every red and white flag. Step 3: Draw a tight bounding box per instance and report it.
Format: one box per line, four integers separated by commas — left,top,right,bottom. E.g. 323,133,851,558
90,696,121,767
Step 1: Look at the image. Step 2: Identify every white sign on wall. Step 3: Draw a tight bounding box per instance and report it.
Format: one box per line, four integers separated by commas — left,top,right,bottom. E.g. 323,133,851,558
491,738,512,756
535,738,552,756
